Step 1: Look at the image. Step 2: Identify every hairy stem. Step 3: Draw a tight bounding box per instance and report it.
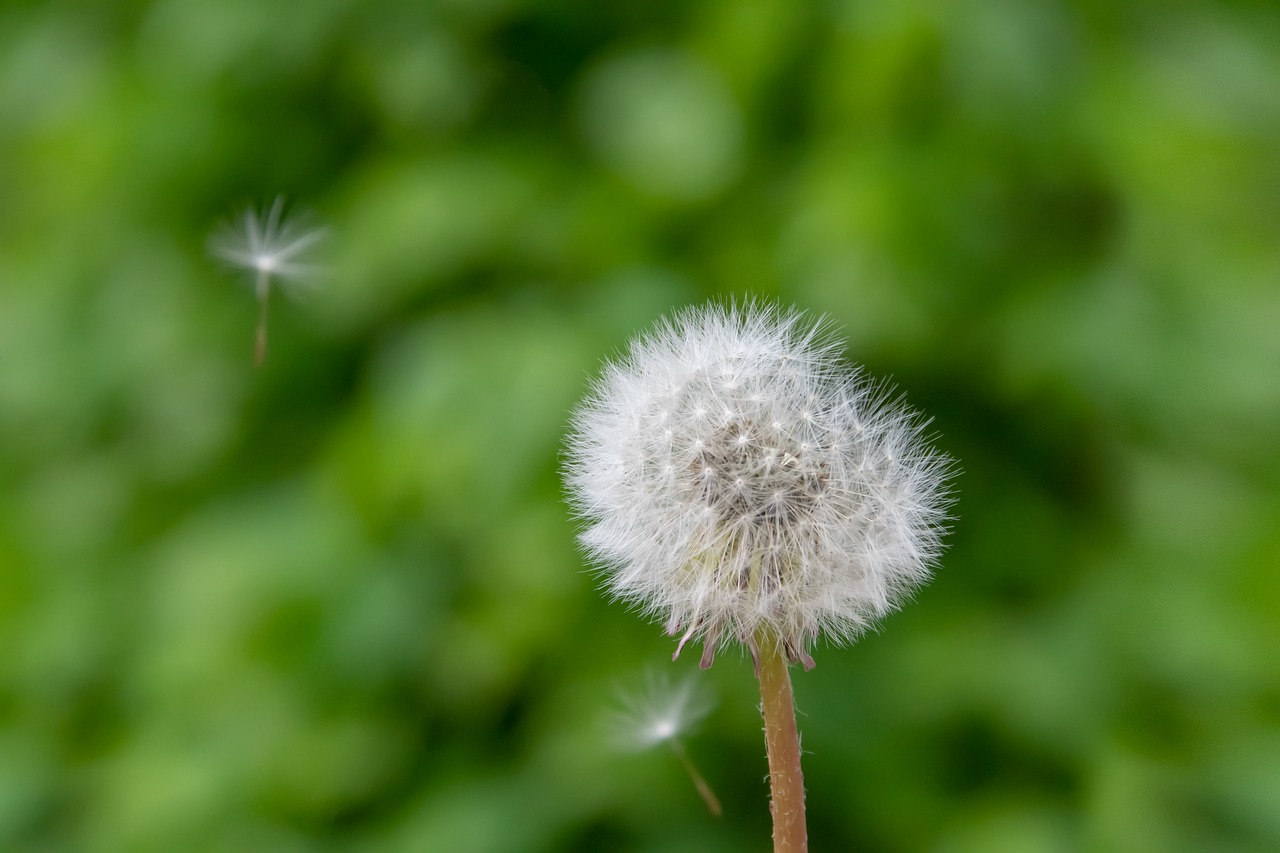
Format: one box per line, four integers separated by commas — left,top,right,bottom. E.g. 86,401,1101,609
669,739,722,817
757,633,807,852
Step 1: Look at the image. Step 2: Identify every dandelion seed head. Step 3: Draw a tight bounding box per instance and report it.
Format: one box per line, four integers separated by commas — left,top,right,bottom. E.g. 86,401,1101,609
565,300,954,667
609,670,714,751
209,195,328,296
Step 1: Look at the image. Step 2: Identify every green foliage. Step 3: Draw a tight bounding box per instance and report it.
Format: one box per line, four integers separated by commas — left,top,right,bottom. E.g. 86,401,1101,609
2,1,1278,850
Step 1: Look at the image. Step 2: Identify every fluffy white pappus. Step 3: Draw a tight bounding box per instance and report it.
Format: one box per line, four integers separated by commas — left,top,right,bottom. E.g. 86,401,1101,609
608,669,714,751
564,301,953,669
209,195,328,299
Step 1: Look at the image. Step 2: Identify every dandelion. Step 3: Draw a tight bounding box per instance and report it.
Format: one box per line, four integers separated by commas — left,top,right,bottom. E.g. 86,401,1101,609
209,195,327,366
564,300,953,851
609,670,721,816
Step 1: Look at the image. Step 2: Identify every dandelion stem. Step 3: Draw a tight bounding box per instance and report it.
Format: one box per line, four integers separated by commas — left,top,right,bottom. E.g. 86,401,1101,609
668,738,722,817
757,632,807,852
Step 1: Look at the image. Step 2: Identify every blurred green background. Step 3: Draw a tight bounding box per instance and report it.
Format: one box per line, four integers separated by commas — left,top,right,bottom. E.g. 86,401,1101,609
2,1,1278,850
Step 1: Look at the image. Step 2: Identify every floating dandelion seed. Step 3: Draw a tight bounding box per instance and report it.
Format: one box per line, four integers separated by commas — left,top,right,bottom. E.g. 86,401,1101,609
209,195,327,366
610,670,721,816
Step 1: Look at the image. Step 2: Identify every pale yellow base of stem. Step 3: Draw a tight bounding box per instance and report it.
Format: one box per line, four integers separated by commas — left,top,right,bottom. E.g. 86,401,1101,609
757,634,807,852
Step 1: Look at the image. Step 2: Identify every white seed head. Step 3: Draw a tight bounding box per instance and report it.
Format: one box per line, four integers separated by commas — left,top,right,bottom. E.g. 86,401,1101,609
209,195,328,297
564,301,953,668
608,670,714,751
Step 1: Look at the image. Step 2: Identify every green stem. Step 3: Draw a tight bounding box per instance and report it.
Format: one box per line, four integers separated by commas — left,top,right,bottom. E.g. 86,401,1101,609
757,633,807,852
